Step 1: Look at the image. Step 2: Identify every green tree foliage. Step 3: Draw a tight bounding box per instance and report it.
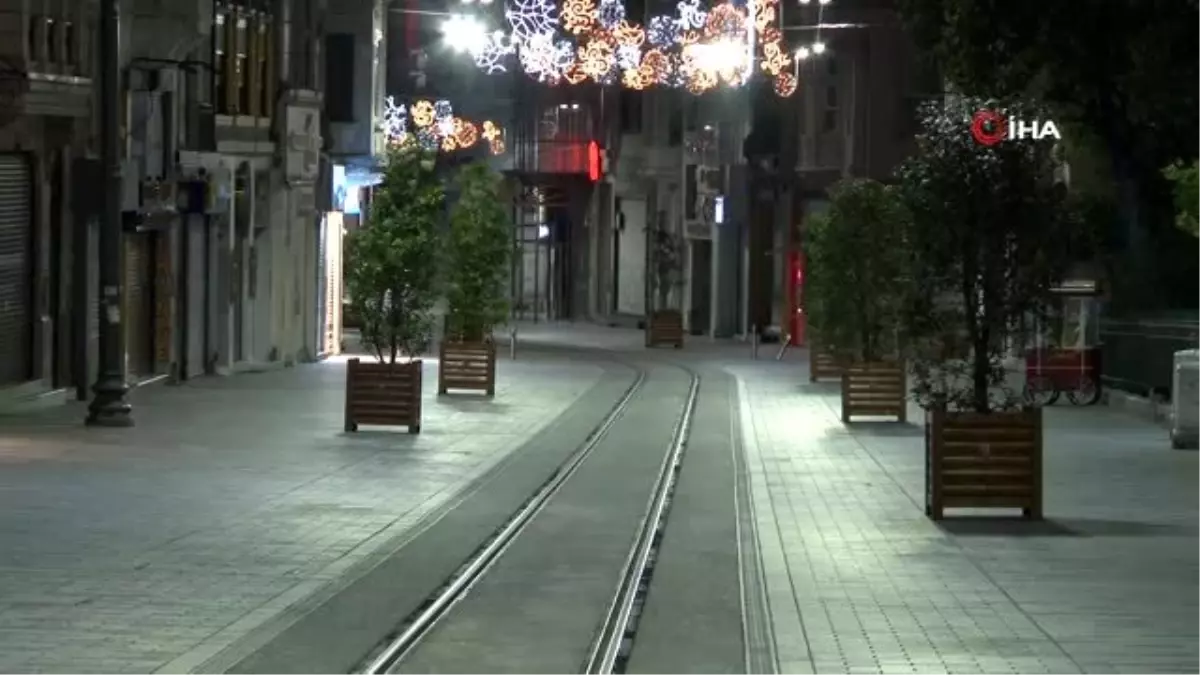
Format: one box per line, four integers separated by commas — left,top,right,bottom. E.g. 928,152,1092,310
650,214,684,310
444,162,513,340
896,0,1197,175
1164,160,1199,237
895,97,1079,414
896,0,1199,307
806,179,910,364
344,147,443,363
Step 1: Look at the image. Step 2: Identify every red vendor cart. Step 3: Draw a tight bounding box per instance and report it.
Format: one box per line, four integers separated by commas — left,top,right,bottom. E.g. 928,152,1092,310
1023,280,1104,406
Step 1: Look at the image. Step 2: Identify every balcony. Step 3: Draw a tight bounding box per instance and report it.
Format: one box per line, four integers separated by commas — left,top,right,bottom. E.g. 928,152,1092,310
0,7,93,118
211,1,276,155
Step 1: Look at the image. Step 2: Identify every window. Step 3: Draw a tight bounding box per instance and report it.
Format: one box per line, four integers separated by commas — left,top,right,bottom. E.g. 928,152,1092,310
826,56,837,76
684,97,699,132
63,21,75,67
822,109,837,132
214,8,227,113
28,15,43,62
825,85,837,108
260,12,275,118
325,34,356,122
619,91,643,133
45,18,57,64
236,10,250,115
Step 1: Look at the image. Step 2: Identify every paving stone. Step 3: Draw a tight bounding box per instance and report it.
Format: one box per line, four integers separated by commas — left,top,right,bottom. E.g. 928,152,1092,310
728,355,1198,675
0,354,604,672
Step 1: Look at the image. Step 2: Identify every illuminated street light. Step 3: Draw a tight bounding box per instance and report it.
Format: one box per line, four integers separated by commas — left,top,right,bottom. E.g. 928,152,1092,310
795,46,810,59
442,14,489,56
811,41,826,54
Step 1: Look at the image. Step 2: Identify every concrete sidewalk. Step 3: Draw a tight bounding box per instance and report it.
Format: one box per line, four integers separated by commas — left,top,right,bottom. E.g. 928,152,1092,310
0,351,605,673
730,356,1198,675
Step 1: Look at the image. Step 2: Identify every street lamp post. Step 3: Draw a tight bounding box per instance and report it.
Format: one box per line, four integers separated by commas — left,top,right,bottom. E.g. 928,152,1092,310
86,0,133,427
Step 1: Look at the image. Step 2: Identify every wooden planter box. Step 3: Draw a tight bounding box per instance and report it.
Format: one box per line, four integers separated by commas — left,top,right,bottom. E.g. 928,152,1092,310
344,358,423,433
841,360,907,423
646,310,684,348
438,340,496,396
809,350,843,382
925,406,1043,520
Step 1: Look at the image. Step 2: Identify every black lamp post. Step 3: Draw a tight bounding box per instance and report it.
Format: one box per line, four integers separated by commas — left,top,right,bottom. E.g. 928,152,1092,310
86,0,133,427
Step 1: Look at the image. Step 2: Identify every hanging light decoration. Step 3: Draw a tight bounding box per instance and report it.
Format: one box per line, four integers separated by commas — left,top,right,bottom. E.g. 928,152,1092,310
381,96,506,155
486,0,816,95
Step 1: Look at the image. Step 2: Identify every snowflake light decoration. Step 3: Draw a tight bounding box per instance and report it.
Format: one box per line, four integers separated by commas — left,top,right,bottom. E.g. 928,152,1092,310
596,0,625,30
474,31,515,73
416,128,439,151
482,0,800,96
381,97,505,155
434,100,453,121
646,16,680,47
506,0,557,43
617,44,641,69
676,0,707,30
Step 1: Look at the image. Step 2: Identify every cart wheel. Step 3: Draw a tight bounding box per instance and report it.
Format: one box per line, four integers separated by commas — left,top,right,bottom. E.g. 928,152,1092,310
1024,376,1060,406
1067,375,1102,406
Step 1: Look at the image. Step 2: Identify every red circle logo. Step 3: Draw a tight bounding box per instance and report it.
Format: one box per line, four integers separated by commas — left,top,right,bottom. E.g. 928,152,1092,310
971,109,1007,146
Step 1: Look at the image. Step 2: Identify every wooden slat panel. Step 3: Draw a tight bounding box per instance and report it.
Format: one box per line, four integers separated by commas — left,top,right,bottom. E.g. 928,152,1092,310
439,341,496,395
926,406,1042,520
810,350,843,382
646,310,684,348
842,361,906,423
942,495,1030,508
345,358,422,432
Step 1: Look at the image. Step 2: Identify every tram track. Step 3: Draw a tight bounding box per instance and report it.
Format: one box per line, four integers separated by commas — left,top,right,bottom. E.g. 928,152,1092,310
358,360,701,675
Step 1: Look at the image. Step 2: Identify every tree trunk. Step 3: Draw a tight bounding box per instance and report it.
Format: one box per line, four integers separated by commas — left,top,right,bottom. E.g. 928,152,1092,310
972,324,991,413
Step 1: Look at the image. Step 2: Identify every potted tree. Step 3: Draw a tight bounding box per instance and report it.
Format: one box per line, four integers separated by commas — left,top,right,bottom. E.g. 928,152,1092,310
646,214,685,348
896,97,1078,520
806,178,911,422
342,147,443,433
439,162,512,396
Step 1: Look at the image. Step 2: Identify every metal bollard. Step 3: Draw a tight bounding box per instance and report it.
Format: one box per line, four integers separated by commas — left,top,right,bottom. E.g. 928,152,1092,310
510,325,518,360
750,325,759,360
776,333,792,361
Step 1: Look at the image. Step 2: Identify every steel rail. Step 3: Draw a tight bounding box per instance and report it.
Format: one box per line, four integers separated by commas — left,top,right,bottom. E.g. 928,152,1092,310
362,366,648,674
583,367,701,674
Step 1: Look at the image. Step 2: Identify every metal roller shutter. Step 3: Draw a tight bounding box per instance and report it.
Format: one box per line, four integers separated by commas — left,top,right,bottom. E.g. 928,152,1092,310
0,155,31,385
124,232,154,377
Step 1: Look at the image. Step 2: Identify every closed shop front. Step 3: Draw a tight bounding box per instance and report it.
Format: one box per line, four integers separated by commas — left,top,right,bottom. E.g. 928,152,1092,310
123,231,155,378
0,155,32,385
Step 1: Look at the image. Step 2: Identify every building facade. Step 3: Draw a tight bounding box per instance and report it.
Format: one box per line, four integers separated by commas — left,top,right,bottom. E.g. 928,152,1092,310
0,0,330,413
0,0,95,407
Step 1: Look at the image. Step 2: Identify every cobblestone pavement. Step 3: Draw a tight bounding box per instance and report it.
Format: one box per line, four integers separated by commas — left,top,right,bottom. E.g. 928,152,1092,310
0,352,604,673
730,357,1198,675
514,323,1198,673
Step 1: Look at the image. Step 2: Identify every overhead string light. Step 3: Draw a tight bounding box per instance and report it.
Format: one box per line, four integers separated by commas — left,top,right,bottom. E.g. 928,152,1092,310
381,96,506,155
487,0,800,95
